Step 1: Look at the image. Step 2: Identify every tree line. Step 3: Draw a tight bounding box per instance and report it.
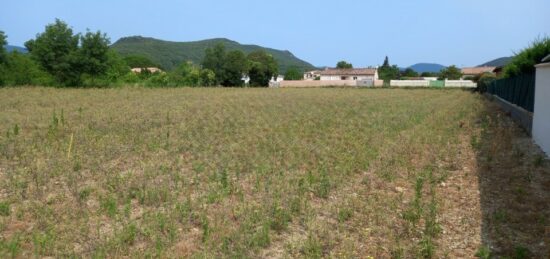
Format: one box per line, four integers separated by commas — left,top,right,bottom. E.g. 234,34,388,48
0,19,278,87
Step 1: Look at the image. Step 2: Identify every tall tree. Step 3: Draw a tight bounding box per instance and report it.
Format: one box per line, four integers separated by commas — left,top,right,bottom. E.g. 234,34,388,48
202,43,227,85
25,19,81,85
247,51,278,87
382,56,390,68
402,68,419,78
223,50,248,86
336,61,353,69
78,31,111,77
438,65,462,80
123,55,159,69
284,66,303,80
378,56,400,82
0,31,7,86
0,31,7,65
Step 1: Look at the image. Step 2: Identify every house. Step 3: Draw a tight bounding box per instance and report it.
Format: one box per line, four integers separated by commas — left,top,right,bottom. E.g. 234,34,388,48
319,68,379,81
461,66,496,79
131,67,163,74
303,70,321,80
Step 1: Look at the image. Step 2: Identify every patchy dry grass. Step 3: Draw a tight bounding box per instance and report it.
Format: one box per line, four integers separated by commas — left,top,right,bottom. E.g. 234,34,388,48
0,87,548,258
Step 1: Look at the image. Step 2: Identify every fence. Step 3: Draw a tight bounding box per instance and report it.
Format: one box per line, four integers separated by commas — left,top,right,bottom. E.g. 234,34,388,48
486,73,535,112
390,79,476,88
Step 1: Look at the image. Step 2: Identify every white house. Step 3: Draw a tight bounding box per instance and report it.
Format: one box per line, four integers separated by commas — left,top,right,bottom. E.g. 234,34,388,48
319,68,378,81
303,70,321,80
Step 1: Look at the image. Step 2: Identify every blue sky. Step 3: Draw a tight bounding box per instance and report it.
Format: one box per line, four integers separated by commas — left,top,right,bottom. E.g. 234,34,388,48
1,0,549,67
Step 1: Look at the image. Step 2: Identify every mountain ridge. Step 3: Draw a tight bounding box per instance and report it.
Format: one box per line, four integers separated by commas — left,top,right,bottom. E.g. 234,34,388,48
110,36,316,72
477,57,512,67
408,63,446,73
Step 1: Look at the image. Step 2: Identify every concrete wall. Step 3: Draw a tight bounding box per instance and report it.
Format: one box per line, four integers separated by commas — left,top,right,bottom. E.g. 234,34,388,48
533,62,550,155
320,75,375,81
278,80,358,88
390,80,429,87
445,80,477,88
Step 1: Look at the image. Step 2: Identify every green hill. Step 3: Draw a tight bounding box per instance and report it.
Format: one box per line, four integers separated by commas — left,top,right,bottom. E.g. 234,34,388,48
110,36,315,73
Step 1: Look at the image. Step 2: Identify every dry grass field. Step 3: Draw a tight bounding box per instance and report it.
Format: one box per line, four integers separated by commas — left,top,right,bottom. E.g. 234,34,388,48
0,87,548,258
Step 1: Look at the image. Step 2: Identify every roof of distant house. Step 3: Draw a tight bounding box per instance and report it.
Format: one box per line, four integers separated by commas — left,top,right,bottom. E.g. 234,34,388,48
319,68,377,76
461,66,496,75
542,54,550,63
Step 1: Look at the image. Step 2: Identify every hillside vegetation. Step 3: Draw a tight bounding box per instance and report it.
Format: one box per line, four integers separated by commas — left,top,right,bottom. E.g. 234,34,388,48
110,36,316,72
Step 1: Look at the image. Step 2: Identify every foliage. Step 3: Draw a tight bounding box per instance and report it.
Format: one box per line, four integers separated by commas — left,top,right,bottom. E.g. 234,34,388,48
78,31,111,77
378,56,400,82
503,36,550,77
336,61,353,69
111,36,315,72
223,50,248,87
247,50,278,87
420,72,438,77
202,43,226,85
123,55,159,69
202,44,248,87
0,31,7,65
475,72,497,93
402,68,419,78
2,51,54,86
25,19,81,86
438,65,462,80
167,62,216,87
24,19,113,86
284,66,303,80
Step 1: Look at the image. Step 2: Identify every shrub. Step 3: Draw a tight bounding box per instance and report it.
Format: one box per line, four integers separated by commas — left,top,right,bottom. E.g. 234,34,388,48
503,36,550,77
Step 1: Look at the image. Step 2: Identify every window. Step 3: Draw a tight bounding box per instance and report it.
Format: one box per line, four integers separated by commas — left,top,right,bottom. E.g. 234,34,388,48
353,77,358,80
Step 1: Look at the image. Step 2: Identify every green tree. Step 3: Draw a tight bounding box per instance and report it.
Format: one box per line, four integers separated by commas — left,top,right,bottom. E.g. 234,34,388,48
0,31,7,65
78,31,111,77
199,69,216,86
3,51,53,86
105,50,130,82
336,61,353,69
123,55,159,69
25,19,81,86
402,68,418,78
223,50,248,86
247,51,278,87
503,36,550,77
438,65,462,80
420,72,437,77
284,66,303,80
382,56,390,67
378,56,400,82
202,43,227,85
0,31,7,86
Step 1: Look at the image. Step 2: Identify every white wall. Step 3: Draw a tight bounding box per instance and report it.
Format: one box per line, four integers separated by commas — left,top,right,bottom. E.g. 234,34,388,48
320,75,375,81
533,63,550,155
445,80,477,88
390,80,429,87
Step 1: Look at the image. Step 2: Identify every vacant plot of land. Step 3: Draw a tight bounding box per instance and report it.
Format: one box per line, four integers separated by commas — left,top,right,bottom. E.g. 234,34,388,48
0,88,548,258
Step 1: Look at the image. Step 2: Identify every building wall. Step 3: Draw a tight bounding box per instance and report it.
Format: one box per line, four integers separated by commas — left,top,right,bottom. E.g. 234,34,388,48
320,75,375,81
278,80,358,88
533,63,550,155
390,80,429,87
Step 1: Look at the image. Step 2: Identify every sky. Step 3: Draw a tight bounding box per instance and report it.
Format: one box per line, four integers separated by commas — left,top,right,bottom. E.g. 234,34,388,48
1,0,549,68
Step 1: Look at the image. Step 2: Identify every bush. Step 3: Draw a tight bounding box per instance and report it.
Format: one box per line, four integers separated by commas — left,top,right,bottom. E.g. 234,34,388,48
475,73,497,93
2,52,54,86
504,36,550,77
